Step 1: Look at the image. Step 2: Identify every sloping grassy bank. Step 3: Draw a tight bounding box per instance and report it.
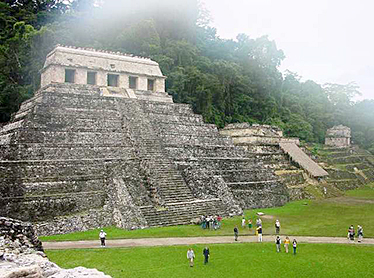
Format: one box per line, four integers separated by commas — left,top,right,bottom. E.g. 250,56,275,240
41,187,374,242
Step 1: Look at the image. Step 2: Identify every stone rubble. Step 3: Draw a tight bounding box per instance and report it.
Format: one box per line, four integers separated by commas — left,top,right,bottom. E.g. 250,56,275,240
0,217,111,278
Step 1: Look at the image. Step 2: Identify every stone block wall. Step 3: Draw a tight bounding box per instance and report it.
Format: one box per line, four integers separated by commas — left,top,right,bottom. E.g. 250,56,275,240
41,46,166,93
325,125,351,147
220,123,299,146
0,217,43,252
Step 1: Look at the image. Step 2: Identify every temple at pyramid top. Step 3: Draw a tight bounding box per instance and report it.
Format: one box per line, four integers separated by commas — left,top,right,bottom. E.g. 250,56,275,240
40,45,167,97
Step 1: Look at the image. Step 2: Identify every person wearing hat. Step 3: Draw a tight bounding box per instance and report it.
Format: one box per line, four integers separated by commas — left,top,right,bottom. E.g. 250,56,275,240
99,229,107,247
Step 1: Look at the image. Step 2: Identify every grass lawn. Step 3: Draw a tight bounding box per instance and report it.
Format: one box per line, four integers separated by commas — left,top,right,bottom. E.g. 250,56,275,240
46,243,374,278
41,187,374,242
345,185,374,198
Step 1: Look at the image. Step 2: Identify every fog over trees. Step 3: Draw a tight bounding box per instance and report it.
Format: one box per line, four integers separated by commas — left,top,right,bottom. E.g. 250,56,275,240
1,0,373,153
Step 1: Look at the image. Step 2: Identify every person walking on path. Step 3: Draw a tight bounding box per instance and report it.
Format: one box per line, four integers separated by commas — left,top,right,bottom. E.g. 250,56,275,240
241,217,246,228
292,239,297,255
348,225,355,241
357,225,364,243
275,219,281,234
275,236,281,253
203,247,210,264
187,248,195,267
284,236,290,253
99,230,107,247
234,226,239,241
257,226,263,242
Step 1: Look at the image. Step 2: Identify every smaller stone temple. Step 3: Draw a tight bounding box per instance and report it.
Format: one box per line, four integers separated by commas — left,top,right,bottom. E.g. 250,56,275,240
220,123,299,149
325,125,351,148
220,123,328,178
40,45,171,102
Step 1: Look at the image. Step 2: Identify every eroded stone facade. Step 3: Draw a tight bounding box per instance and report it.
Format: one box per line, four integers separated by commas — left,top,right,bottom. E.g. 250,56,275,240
41,45,170,102
220,123,299,147
325,125,351,148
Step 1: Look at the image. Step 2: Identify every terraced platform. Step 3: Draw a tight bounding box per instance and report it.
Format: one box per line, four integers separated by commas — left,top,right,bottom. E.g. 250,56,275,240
0,83,288,235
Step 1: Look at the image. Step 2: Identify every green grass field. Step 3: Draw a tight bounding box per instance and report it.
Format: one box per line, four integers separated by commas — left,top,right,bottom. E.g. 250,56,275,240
46,243,374,278
41,187,374,242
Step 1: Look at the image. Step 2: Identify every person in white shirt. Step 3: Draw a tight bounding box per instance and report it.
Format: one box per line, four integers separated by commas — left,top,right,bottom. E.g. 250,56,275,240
275,219,281,234
187,248,195,267
99,230,107,247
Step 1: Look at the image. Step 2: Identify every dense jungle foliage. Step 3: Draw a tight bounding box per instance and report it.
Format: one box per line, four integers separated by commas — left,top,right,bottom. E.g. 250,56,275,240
1,0,373,153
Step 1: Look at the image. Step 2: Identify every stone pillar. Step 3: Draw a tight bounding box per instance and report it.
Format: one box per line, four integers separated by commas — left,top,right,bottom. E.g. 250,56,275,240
75,68,86,85
41,66,65,87
119,74,129,88
155,78,165,92
97,70,107,87
138,77,147,91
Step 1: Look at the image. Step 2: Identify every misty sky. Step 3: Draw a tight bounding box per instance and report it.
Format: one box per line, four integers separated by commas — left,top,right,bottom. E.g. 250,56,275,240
203,0,374,100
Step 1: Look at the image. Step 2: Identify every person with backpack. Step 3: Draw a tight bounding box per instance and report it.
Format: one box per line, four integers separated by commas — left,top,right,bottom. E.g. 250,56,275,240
292,239,297,255
234,226,239,241
275,236,281,252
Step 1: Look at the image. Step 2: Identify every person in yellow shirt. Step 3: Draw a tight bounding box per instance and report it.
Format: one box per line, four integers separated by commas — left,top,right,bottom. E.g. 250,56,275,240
284,236,290,253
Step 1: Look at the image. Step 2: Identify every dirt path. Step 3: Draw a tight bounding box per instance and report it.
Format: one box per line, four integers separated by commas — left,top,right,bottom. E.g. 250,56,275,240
43,235,374,250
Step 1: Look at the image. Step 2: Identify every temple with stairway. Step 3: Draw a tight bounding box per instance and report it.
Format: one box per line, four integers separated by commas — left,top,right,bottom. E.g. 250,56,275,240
0,46,289,235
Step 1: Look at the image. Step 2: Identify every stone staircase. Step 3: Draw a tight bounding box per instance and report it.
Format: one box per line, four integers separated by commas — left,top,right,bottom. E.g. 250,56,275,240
142,101,288,209
279,142,329,178
120,100,195,204
138,199,225,226
117,99,231,226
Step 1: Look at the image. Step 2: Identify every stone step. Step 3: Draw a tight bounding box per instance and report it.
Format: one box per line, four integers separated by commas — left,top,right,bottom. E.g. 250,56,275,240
1,191,106,222
139,199,227,226
226,180,279,190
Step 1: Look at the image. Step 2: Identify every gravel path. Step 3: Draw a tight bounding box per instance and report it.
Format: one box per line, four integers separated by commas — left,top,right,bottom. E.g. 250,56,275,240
43,235,374,250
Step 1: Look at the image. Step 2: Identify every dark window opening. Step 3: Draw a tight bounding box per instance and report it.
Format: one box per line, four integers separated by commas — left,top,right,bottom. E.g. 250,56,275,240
147,79,155,91
107,74,119,87
87,72,97,85
65,69,75,83
129,76,137,89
